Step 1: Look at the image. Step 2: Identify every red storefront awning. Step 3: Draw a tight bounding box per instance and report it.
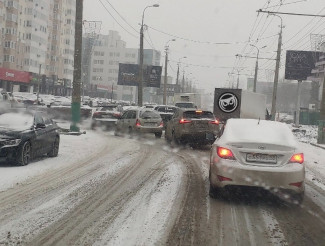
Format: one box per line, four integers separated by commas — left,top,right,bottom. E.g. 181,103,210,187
0,67,30,83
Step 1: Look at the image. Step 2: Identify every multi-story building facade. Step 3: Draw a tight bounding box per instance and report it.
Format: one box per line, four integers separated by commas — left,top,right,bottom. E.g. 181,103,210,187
0,0,76,95
86,31,138,101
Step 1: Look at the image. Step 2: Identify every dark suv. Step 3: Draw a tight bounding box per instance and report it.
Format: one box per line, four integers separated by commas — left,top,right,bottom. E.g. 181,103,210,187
165,108,220,146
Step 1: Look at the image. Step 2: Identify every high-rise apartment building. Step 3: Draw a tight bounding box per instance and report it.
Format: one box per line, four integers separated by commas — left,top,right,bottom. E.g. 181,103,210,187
86,31,139,101
0,0,76,95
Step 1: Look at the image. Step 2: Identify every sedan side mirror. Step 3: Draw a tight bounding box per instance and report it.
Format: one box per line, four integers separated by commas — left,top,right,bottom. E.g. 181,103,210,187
36,123,46,129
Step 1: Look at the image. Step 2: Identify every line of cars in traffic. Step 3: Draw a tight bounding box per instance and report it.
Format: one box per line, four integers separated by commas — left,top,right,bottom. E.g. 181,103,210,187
0,96,305,205
93,103,305,205
91,103,221,146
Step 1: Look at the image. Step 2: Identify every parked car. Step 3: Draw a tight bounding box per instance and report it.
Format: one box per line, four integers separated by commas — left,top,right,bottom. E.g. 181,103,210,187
143,103,157,109
91,105,122,130
165,108,220,146
153,105,178,129
209,118,305,204
115,108,163,138
0,111,60,166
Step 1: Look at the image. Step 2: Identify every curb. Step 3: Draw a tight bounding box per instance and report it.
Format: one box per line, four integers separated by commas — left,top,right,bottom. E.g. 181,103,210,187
310,143,325,150
59,128,87,135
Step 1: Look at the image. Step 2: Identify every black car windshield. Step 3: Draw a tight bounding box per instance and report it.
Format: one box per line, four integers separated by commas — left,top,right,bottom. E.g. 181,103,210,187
140,110,161,119
184,111,214,119
0,113,33,130
175,103,195,108
156,107,177,113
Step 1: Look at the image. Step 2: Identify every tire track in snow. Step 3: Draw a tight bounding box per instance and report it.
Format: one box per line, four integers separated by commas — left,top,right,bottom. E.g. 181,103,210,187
0,138,143,245
260,208,288,245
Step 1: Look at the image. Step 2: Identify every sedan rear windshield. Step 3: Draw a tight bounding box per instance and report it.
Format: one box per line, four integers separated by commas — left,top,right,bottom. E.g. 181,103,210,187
140,110,161,119
183,111,214,119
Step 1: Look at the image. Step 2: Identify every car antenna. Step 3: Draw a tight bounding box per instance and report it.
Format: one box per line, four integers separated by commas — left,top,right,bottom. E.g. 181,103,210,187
258,117,260,125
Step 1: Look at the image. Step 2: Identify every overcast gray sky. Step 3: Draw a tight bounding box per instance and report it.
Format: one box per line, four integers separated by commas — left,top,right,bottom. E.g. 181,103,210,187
84,0,325,93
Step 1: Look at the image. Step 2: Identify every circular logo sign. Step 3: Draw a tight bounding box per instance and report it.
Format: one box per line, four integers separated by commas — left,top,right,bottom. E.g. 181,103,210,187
218,92,238,113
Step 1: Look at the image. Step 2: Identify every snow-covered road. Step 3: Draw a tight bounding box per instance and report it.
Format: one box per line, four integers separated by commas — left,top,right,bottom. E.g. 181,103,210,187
0,131,324,245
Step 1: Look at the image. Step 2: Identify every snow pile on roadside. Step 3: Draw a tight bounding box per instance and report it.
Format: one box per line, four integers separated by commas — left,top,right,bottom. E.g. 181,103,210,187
0,131,107,192
290,124,318,144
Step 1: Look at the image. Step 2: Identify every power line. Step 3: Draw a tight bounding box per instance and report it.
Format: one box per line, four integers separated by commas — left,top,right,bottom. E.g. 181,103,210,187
262,0,307,10
103,0,139,34
169,59,247,69
145,28,156,49
98,0,138,39
146,25,244,45
257,10,325,17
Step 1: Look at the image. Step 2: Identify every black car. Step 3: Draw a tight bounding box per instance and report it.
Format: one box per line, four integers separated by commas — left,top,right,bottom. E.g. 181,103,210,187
0,111,60,166
153,105,178,129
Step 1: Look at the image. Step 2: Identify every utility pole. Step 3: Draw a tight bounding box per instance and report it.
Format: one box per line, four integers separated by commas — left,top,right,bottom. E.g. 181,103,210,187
139,23,144,107
176,63,180,87
139,4,159,107
181,71,185,93
70,0,83,132
111,83,114,102
176,57,186,93
37,64,41,104
271,15,283,121
250,45,267,92
163,47,168,105
295,80,302,126
321,75,325,121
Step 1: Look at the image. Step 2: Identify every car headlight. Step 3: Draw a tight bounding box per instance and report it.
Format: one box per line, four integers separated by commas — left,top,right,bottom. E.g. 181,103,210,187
2,139,21,146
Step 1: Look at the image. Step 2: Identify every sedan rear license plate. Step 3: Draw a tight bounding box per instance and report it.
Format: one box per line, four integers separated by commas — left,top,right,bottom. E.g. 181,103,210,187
205,132,214,140
246,153,277,164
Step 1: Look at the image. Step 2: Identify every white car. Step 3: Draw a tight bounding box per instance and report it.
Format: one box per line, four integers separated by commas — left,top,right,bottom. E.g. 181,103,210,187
209,118,305,204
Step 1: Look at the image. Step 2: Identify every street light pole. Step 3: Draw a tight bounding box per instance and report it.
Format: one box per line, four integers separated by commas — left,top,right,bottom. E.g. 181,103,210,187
163,39,175,105
139,4,159,107
176,56,186,88
250,44,267,93
271,14,283,121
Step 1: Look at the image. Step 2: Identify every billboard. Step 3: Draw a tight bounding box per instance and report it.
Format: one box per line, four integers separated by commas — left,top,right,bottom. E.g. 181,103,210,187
118,63,162,88
156,84,181,96
285,50,322,81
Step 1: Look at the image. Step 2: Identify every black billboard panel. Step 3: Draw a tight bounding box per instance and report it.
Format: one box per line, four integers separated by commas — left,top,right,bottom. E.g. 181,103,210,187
144,66,162,88
285,50,321,81
117,64,139,86
118,63,162,88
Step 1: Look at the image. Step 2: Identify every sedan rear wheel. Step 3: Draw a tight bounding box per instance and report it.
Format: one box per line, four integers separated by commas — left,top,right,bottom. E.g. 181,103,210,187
171,131,179,147
16,141,31,166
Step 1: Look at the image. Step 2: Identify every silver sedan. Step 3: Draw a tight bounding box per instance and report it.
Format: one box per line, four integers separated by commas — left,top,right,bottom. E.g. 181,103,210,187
209,118,305,205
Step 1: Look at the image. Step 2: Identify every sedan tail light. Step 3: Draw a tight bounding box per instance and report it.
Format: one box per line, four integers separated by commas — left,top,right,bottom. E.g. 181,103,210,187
217,147,235,160
179,118,192,124
289,153,304,164
135,119,141,127
93,112,101,118
209,119,220,125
